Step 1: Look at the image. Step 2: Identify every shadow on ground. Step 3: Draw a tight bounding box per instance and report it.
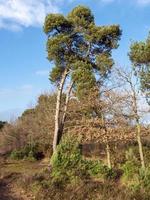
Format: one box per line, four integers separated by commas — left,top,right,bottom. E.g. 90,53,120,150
0,173,24,200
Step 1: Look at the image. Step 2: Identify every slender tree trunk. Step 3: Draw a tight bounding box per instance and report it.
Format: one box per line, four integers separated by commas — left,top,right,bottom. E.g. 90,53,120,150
136,121,145,169
62,81,74,127
130,82,145,169
53,69,67,152
106,143,111,169
101,115,112,169
58,81,74,144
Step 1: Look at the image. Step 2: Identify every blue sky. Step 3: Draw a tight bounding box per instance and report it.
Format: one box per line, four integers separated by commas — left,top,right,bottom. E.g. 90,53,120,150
0,0,150,121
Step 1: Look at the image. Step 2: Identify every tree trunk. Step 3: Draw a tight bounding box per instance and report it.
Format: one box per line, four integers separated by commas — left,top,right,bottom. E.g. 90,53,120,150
106,143,111,169
58,81,74,144
53,69,68,152
131,81,145,169
136,122,145,169
101,115,112,169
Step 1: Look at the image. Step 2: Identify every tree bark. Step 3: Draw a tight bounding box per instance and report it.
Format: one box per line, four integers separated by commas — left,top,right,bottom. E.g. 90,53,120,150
132,88,145,169
57,81,74,144
131,80,145,169
136,121,145,169
53,69,68,152
106,143,111,169
101,115,111,168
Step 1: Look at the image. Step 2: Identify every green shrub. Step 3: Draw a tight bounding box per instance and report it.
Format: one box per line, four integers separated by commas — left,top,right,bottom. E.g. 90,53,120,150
124,167,150,193
121,155,150,192
50,134,85,184
125,146,150,166
121,147,141,181
51,134,82,169
10,149,25,160
27,150,36,161
50,134,119,185
82,159,118,180
143,146,150,165
10,143,40,161
125,148,139,163
122,160,139,180
139,167,150,189
104,168,118,180
87,160,104,176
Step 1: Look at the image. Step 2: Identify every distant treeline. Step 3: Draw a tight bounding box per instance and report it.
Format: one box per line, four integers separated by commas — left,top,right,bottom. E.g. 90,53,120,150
0,121,7,130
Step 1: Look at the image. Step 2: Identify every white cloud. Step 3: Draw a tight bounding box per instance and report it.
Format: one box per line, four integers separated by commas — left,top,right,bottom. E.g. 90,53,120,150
0,0,119,31
36,70,49,76
137,0,150,5
0,0,150,31
0,0,60,30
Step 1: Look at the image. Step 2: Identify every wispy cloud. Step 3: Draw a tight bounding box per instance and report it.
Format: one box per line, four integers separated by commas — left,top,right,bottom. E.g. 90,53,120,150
20,84,33,91
137,0,150,5
0,0,150,31
0,84,34,98
36,70,49,76
0,0,60,30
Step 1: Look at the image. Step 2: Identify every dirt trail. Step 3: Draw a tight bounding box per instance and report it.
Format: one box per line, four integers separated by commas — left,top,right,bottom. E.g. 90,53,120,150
0,173,32,200
0,158,48,200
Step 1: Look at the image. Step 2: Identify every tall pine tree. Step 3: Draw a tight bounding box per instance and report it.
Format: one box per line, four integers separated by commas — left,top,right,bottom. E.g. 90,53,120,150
44,5,121,152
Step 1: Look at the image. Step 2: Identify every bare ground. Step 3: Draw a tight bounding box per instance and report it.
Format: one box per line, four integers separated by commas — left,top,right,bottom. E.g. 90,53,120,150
0,173,31,200
0,158,48,200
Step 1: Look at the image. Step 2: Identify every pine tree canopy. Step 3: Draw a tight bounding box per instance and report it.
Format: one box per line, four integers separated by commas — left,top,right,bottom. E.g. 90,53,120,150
44,5,121,96
129,32,150,103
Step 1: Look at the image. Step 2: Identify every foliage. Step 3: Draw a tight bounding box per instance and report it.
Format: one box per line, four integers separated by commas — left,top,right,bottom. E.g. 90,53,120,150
10,143,40,161
121,160,139,181
0,93,57,155
50,134,87,184
10,149,25,160
72,61,97,97
121,160,150,193
1,5,150,200
44,5,121,97
0,121,7,130
85,160,105,176
83,159,117,180
3,141,150,200
129,32,150,103
125,147,139,162
50,133,118,186
139,167,150,188
121,147,140,182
